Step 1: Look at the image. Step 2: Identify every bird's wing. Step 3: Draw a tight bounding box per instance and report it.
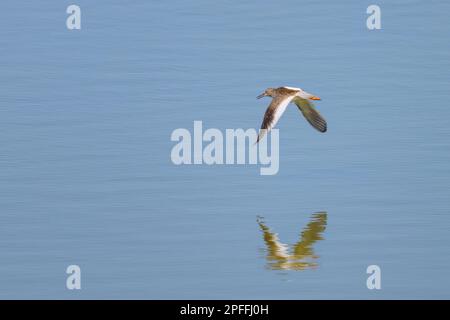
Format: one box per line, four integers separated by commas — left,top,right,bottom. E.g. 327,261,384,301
257,95,295,143
293,97,327,133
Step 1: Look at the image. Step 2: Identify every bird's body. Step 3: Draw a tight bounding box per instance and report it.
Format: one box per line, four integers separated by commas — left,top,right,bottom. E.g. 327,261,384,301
256,86,327,142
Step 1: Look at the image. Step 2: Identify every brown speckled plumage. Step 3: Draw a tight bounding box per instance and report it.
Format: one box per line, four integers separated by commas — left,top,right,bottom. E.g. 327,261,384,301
256,86,327,143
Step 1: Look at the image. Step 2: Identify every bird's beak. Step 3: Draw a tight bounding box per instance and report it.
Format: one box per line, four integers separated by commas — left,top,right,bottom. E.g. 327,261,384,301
256,92,267,99
309,95,321,100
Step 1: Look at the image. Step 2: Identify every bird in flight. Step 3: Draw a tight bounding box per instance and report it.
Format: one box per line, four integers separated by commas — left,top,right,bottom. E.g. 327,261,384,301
256,86,327,143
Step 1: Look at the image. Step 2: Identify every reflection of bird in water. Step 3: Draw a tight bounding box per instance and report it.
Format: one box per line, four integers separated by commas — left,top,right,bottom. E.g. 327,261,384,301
257,212,327,271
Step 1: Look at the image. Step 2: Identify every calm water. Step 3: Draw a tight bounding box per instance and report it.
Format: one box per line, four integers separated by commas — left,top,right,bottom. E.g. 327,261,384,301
1,1,450,299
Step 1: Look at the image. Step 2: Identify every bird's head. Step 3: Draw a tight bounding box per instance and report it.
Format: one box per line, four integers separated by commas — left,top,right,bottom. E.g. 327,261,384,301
256,88,275,99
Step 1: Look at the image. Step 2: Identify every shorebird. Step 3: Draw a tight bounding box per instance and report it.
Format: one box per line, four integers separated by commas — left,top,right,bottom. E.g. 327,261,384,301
256,86,327,143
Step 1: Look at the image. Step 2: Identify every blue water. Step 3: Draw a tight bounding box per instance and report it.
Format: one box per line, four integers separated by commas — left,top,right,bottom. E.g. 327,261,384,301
1,0,450,299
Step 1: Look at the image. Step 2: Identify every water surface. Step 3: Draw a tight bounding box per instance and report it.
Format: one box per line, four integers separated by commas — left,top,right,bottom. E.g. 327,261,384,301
1,1,450,299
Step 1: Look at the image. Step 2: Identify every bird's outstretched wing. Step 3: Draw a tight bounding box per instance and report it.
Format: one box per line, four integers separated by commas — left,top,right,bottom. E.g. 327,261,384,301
257,95,295,143
293,97,327,133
